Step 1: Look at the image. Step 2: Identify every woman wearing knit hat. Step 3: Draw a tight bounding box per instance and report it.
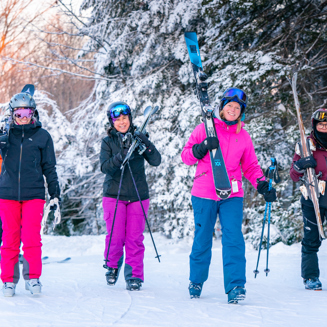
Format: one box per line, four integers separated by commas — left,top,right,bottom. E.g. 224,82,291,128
181,87,277,303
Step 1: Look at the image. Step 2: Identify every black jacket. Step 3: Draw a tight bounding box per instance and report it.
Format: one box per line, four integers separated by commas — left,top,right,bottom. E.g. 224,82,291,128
100,128,161,202
0,121,60,201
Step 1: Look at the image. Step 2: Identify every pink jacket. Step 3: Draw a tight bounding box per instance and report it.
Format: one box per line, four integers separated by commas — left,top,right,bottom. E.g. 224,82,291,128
181,118,264,201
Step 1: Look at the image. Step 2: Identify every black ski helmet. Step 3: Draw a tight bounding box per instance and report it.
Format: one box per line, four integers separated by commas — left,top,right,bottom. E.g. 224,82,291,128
107,101,132,127
219,87,247,114
311,108,327,130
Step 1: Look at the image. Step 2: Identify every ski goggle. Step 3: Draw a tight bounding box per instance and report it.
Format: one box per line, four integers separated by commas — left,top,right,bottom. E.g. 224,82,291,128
110,104,131,119
222,88,247,104
312,110,327,122
13,108,34,119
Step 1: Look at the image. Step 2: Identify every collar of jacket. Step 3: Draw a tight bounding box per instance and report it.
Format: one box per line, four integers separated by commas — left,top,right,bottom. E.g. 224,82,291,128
214,118,244,132
12,120,42,133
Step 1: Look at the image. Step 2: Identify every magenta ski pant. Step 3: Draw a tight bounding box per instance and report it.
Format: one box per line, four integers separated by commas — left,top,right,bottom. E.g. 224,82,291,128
103,197,149,282
0,199,45,283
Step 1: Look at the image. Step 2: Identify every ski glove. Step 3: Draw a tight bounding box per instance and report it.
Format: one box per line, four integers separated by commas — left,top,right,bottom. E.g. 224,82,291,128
112,147,130,168
293,156,317,173
134,131,151,148
192,137,219,160
257,181,277,203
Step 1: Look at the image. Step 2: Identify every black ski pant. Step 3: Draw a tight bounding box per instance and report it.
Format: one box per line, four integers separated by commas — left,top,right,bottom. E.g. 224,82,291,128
301,204,326,279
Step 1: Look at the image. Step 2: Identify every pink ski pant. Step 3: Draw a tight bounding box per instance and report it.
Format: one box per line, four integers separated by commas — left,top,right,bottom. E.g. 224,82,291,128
103,197,149,282
0,199,45,283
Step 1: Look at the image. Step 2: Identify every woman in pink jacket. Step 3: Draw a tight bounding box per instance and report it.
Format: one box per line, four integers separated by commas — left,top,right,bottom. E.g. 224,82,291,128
181,88,277,303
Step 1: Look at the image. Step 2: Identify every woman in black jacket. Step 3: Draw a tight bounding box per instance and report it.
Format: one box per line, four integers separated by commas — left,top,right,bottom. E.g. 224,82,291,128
0,90,60,297
100,102,161,291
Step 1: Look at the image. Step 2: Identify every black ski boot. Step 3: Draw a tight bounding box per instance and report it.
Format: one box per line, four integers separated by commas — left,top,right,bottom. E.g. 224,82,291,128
126,279,142,291
105,267,120,286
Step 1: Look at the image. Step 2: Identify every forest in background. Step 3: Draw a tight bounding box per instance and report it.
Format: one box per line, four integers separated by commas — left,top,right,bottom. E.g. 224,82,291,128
1,0,327,247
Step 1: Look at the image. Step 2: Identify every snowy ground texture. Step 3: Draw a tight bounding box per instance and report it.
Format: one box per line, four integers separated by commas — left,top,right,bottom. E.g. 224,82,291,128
0,234,326,327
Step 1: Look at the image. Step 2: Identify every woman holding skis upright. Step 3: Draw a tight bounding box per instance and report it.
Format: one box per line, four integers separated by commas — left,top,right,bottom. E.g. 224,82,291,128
100,102,161,291
290,108,327,291
181,88,277,303
0,88,60,297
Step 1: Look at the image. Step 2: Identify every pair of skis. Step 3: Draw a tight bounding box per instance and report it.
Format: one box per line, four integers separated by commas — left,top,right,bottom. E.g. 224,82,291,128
290,73,326,239
184,32,231,199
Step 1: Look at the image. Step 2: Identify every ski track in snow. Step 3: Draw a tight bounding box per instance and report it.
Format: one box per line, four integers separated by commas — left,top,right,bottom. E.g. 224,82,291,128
0,234,326,327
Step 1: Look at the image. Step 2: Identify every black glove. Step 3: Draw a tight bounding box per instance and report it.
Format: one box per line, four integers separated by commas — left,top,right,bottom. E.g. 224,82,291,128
192,137,219,160
134,130,151,148
0,134,9,149
112,148,130,167
257,181,277,202
293,156,317,173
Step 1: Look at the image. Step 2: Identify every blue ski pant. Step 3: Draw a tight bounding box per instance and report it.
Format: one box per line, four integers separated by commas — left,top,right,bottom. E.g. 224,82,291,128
190,196,246,294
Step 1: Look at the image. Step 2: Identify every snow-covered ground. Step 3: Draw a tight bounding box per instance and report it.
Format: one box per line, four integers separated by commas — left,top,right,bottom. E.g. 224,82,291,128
0,234,326,327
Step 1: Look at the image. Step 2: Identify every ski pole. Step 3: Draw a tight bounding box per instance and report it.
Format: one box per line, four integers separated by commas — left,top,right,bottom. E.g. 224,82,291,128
253,202,268,278
264,200,272,276
103,164,125,269
254,158,279,277
127,161,161,262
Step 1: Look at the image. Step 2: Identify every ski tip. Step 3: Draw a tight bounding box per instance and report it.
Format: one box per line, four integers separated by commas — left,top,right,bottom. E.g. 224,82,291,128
152,105,159,114
143,106,152,116
21,84,35,96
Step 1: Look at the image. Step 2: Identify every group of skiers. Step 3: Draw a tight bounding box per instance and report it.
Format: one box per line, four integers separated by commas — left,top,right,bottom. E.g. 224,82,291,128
0,86,325,303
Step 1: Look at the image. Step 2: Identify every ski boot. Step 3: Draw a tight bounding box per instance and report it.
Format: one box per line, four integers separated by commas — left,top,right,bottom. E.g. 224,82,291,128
105,267,120,286
303,278,322,291
3,282,16,297
228,286,246,304
126,279,142,291
25,279,42,295
188,282,203,299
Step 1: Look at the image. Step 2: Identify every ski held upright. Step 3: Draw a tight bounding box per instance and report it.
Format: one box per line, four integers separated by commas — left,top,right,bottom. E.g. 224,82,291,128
184,31,231,199
290,73,326,239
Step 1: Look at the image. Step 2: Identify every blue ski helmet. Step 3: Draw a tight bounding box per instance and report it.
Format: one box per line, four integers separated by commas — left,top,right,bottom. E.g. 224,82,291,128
107,102,132,127
219,87,247,114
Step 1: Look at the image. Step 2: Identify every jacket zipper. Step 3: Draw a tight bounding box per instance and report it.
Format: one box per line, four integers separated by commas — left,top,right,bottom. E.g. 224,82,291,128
18,126,24,201
194,171,208,180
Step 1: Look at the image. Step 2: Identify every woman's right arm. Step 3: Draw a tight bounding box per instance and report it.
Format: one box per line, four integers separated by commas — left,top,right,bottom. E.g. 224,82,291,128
100,138,121,175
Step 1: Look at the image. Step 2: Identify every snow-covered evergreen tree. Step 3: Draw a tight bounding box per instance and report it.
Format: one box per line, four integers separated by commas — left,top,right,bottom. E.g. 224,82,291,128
58,0,327,242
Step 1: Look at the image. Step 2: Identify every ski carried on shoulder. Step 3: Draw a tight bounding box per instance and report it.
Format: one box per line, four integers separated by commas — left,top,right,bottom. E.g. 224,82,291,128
290,73,326,239
42,257,71,265
121,105,159,168
184,32,231,199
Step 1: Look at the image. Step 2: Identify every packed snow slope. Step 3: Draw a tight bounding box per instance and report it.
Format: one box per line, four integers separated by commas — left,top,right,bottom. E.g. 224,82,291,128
0,234,326,327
